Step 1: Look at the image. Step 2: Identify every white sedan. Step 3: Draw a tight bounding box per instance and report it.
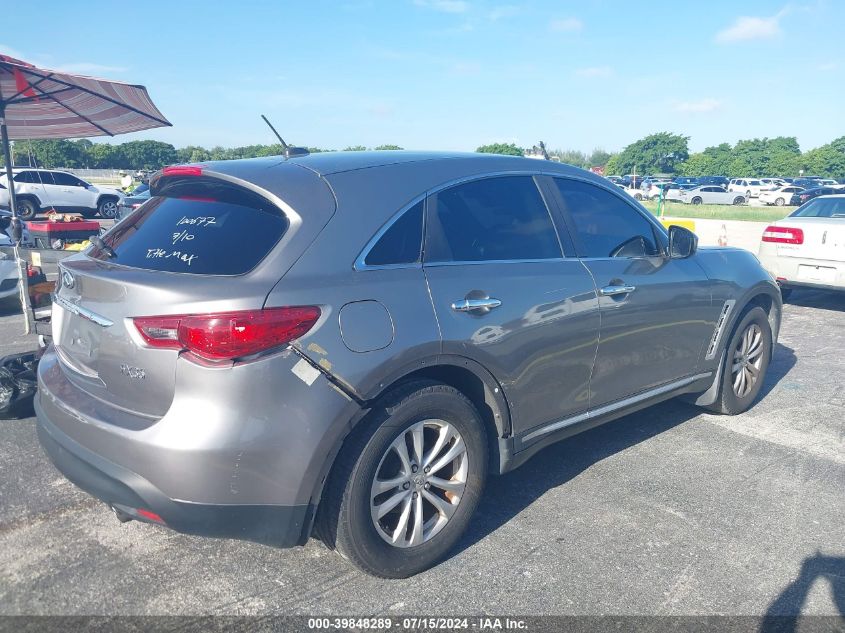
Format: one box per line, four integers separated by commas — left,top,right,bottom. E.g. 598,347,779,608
678,186,746,205
758,186,804,206
757,194,845,297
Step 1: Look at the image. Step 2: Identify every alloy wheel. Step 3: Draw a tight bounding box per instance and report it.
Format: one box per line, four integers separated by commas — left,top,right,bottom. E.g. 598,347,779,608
370,419,468,548
732,323,764,398
100,201,118,217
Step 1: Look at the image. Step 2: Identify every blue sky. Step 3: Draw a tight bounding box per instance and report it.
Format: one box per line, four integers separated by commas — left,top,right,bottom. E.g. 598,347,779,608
2,0,842,153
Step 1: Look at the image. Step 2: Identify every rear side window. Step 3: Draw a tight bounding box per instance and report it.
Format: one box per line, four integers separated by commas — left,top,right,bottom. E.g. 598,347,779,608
363,200,423,266
93,182,288,275
425,176,561,263
554,178,661,258
792,197,845,218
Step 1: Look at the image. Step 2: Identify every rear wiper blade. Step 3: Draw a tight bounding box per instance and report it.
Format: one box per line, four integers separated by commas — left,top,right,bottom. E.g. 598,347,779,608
90,235,116,258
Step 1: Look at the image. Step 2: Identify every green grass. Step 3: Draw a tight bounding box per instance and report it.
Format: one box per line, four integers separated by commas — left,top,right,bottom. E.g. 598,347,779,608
641,200,794,222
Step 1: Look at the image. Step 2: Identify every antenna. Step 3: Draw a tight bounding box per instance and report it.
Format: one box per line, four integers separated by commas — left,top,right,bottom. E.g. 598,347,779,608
261,115,309,158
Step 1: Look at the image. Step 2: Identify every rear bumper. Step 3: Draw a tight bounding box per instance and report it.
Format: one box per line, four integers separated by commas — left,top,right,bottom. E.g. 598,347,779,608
36,404,308,546
35,344,363,546
757,247,845,292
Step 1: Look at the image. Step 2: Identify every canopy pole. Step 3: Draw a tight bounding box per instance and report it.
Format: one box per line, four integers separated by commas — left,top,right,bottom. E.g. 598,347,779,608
0,104,33,335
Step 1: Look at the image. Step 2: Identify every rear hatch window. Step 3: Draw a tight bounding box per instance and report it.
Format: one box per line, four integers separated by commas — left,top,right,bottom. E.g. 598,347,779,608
90,177,288,275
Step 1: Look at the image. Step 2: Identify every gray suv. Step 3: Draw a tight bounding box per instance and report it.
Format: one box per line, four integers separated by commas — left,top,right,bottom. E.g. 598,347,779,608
36,152,782,578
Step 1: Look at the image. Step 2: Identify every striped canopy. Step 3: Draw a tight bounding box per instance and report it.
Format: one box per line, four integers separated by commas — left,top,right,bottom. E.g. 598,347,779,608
0,54,171,139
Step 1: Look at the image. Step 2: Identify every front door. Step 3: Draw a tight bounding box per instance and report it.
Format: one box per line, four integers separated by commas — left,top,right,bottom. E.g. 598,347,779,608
548,177,718,408
422,175,600,437
51,172,94,210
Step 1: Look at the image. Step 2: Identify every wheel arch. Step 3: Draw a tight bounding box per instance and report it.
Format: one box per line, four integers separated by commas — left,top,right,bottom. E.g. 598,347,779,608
15,193,41,208
96,193,120,206
303,355,512,542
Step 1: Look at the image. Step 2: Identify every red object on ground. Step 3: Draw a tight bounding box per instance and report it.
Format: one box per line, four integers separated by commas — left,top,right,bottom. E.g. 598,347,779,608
26,220,101,248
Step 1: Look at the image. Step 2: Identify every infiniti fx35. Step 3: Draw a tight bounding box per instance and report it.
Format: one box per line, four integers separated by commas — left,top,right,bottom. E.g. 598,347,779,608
36,152,781,577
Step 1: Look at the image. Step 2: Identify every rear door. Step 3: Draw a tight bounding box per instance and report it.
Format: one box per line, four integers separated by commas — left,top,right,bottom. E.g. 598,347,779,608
15,170,57,206
548,177,717,408
422,175,600,436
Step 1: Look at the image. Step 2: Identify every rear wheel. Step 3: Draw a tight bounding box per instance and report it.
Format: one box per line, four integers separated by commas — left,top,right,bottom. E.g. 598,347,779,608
317,381,488,578
691,196,703,205
706,306,772,415
15,198,38,220
775,197,785,206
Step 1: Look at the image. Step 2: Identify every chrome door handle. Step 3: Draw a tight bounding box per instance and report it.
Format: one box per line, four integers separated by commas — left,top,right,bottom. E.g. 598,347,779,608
599,285,636,297
451,298,502,312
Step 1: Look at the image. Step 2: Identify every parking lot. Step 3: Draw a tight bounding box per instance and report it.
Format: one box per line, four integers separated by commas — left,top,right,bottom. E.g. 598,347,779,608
0,291,839,617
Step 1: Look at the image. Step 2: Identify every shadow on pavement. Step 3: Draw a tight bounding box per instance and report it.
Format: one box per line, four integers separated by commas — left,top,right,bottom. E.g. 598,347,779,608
785,289,845,313
456,341,797,556
760,553,845,631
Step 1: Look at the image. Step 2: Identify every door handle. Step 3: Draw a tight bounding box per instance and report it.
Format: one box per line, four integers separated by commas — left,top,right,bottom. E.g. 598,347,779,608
599,285,636,297
451,298,502,312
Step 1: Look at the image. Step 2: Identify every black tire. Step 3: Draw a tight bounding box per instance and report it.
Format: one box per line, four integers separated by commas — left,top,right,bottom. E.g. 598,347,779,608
706,306,772,415
733,196,745,205
691,196,703,205
317,381,488,578
15,198,38,220
97,197,119,219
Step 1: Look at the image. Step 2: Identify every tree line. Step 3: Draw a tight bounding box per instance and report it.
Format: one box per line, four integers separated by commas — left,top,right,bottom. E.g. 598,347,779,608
2,140,405,170
478,133,845,179
5,134,844,179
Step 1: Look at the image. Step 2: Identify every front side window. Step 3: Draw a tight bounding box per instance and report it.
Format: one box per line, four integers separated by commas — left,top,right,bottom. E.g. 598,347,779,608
363,200,423,267
553,178,662,258
425,176,561,263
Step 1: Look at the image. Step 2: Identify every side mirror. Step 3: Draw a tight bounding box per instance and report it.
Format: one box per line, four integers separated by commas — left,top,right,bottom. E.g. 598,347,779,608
668,225,698,259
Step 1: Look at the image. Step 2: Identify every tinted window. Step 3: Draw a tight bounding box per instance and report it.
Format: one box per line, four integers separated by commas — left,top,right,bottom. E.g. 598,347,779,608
92,185,288,275
554,178,661,258
52,172,84,187
14,171,53,184
426,176,561,262
364,200,423,266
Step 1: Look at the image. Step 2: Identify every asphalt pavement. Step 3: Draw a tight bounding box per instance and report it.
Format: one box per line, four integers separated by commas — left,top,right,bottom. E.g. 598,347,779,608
0,289,843,616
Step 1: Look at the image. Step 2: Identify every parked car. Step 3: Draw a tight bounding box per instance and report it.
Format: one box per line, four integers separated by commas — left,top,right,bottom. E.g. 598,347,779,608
697,176,730,188
664,183,699,201
116,188,151,221
759,178,787,191
759,186,805,206
758,194,845,298
789,186,842,206
817,179,839,187
679,186,746,205
672,176,699,186
621,174,645,189
792,177,823,189
605,176,624,185
0,169,124,220
37,152,782,578
728,178,766,198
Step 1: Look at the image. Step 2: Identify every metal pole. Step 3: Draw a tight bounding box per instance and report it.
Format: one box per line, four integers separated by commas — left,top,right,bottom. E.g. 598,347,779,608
1,105,33,334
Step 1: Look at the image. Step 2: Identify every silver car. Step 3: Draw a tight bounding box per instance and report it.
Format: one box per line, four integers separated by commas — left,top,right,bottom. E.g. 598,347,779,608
679,185,746,205
37,152,782,578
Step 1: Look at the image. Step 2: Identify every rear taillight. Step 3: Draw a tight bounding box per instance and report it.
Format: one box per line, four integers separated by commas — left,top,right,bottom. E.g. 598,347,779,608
133,306,321,361
762,225,804,244
162,165,203,177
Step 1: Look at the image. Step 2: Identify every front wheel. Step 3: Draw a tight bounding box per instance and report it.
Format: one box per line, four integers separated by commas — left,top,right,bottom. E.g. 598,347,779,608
733,196,745,205
775,197,785,206
691,196,703,205
317,381,488,578
97,198,119,219
706,306,772,415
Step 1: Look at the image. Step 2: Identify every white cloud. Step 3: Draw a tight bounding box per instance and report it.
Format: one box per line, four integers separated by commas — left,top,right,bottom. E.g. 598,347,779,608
413,0,469,13
488,5,520,21
715,8,788,42
673,98,722,113
574,66,612,78
549,17,583,32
